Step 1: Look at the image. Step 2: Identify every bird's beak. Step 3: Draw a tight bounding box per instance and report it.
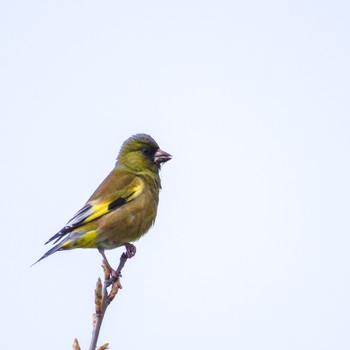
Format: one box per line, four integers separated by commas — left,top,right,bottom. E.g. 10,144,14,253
153,148,172,165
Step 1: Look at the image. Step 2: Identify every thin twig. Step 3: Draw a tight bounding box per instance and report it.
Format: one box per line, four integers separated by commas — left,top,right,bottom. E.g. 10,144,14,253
88,252,129,350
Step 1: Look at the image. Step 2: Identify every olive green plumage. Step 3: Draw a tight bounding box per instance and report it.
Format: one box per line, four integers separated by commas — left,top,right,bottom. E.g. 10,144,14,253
35,134,171,264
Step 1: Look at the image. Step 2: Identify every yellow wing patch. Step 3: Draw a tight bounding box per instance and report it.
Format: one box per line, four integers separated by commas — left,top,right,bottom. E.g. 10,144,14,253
83,202,110,222
128,179,144,200
82,178,144,224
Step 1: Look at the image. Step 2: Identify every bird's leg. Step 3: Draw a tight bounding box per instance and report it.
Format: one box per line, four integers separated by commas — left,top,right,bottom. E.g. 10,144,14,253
124,243,137,259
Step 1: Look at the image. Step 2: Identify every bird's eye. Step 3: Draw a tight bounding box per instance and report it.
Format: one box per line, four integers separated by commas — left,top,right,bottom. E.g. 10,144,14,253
142,148,153,156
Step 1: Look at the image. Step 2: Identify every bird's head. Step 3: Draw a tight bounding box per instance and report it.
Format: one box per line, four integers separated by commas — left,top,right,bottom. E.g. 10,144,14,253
117,134,172,173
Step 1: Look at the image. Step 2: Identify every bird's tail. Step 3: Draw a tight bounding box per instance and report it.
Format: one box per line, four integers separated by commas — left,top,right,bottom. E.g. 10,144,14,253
31,242,62,267
32,229,97,267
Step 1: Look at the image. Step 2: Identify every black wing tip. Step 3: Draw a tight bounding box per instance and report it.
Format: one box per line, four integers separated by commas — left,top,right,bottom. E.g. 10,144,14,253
45,227,71,245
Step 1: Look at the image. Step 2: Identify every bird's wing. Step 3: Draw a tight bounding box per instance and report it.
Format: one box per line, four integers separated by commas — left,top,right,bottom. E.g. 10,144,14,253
45,175,144,245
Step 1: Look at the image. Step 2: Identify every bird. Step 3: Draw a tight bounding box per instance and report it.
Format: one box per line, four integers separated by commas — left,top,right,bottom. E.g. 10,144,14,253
34,133,171,273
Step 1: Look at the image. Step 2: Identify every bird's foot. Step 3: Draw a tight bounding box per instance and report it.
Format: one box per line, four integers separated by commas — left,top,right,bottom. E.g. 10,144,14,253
124,243,137,259
105,267,123,288
110,268,120,280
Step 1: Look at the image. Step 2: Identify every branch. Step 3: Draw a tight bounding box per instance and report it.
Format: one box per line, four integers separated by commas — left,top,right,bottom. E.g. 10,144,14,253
88,252,130,350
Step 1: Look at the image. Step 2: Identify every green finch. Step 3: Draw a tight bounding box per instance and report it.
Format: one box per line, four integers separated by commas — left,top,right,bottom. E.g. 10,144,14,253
34,133,171,270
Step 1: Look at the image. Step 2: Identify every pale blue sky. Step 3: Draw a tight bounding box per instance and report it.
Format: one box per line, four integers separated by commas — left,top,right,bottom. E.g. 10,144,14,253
1,1,350,349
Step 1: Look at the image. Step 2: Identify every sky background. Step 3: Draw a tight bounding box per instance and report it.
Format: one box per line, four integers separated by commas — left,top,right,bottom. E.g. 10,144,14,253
1,1,350,349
